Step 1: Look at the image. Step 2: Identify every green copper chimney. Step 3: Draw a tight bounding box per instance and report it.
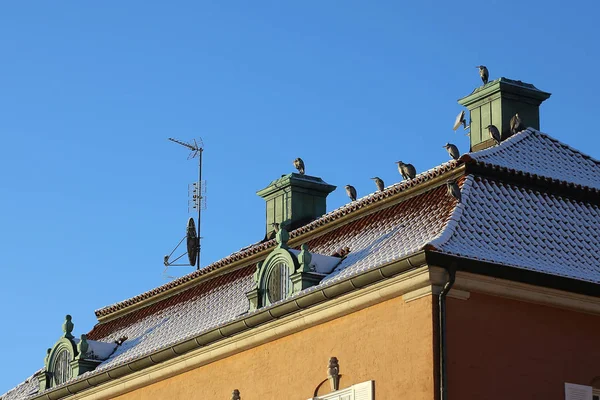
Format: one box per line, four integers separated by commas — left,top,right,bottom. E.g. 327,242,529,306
459,78,551,151
257,173,336,235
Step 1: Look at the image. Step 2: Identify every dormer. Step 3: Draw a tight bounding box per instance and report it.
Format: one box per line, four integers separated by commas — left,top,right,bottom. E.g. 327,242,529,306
38,316,117,391
246,227,341,311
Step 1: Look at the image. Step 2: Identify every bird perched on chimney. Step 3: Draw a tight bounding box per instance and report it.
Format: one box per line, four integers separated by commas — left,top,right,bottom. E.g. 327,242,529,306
485,124,501,145
396,161,417,180
446,180,462,203
510,113,525,135
293,157,305,175
476,65,489,85
370,177,384,192
345,185,357,202
443,143,460,160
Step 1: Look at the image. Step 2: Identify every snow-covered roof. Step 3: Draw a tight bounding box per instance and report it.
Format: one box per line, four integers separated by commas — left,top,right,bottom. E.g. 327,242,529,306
469,128,600,191
5,128,600,400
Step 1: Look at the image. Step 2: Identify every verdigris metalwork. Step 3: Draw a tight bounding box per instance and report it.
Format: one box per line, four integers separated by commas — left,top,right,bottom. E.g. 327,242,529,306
247,227,324,311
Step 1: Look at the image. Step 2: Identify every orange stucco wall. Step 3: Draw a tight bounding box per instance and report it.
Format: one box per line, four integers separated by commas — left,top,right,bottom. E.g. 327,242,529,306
447,292,600,399
112,295,435,400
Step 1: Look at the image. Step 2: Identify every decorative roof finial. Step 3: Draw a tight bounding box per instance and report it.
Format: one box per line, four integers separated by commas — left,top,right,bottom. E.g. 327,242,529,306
44,348,51,367
327,356,340,391
231,389,241,400
276,226,289,249
298,244,313,272
63,315,74,339
77,334,89,359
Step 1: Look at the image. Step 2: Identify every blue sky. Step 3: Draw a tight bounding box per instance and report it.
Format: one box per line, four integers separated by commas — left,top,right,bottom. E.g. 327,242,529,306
1,0,599,394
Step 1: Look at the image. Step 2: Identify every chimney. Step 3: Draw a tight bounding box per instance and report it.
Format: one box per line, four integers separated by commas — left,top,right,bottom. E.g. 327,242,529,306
458,78,551,152
257,173,336,237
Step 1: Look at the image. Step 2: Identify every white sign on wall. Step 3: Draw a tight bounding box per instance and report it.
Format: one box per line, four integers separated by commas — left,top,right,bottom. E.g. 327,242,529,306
565,383,592,400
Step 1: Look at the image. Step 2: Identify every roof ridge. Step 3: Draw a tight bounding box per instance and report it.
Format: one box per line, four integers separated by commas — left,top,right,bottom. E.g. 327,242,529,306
534,130,600,166
94,159,461,318
426,175,475,250
467,127,535,158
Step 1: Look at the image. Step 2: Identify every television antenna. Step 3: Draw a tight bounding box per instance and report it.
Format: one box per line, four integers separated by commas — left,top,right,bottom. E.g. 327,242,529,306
164,137,205,272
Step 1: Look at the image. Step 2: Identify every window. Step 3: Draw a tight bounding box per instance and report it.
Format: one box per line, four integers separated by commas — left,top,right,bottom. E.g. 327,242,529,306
267,262,290,303
52,348,72,386
310,381,374,400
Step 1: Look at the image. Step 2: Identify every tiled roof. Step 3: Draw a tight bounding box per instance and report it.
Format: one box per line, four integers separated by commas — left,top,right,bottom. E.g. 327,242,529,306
1,182,456,400
433,175,600,283
86,183,456,366
7,128,600,399
95,160,460,318
1,372,39,400
468,128,600,191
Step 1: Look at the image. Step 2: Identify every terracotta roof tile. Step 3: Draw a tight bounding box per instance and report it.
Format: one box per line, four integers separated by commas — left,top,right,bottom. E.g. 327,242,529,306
94,160,460,318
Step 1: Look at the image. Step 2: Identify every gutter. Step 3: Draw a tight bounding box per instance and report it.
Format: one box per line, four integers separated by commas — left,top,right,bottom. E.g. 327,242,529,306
438,264,456,400
33,251,427,400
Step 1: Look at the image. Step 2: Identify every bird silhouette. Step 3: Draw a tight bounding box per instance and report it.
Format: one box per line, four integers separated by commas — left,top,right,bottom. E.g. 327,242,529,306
293,158,305,175
395,161,417,180
446,180,462,203
476,65,489,85
443,143,460,160
345,185,357,202
510,113,525,135
370,177,384,192
485,125,501,145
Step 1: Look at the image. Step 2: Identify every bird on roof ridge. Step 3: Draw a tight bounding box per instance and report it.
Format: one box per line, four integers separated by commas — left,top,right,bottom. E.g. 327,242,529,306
443,143,460,160
293,158,305,175
485,124,501,145
476,65,489,85
345,185,357,202
510,113,526,135
395,161,417,181
370,177,384,192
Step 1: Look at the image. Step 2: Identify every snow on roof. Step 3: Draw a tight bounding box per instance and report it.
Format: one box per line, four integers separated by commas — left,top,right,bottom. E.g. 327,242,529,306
7,128,600,399
436,175,600,283
469,128,600,191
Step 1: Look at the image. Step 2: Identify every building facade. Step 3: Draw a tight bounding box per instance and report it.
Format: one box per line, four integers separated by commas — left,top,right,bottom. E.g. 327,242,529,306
3,78,600,400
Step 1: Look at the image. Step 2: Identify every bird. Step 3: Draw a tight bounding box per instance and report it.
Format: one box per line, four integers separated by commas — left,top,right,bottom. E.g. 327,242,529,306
395,161,417,180
453,110,467,131
271,222,280,233
371,177,384,192
485,124,501,145
231,389,241,400
446,180,462,203
510,113,525,135
476,65,489,85
443,143,460,160
345,185,357,201
293,157,305,175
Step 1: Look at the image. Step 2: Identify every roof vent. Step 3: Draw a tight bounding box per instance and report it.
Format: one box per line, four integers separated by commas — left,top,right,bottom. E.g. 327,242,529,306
257,172,336,238
458,78,551,151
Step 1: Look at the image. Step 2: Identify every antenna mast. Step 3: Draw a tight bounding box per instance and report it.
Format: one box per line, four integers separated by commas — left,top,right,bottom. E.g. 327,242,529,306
168,137,204,270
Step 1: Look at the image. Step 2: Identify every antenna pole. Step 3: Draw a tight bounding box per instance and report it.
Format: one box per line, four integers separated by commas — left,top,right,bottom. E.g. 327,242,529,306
196,148,203,270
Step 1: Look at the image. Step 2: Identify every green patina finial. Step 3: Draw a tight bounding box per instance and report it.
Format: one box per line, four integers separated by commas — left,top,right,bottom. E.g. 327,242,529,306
63,314,74,339
78,334,89,359
298,243,313,272
44,348,51,367
276,227,289,249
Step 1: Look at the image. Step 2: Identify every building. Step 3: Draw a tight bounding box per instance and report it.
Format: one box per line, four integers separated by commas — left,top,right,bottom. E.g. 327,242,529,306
3,78,600,400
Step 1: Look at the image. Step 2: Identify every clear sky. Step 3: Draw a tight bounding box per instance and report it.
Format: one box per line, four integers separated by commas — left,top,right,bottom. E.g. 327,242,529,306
1,0,599,394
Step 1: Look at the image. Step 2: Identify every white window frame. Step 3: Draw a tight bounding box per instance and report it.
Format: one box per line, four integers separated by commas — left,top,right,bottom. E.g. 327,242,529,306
309,380,374,400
